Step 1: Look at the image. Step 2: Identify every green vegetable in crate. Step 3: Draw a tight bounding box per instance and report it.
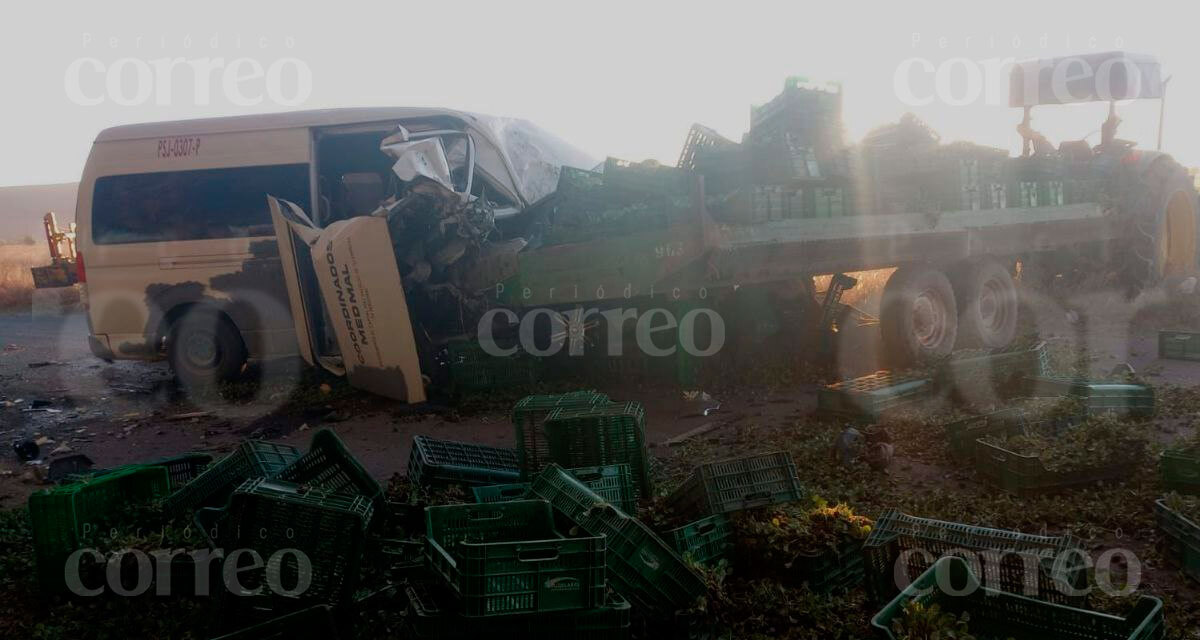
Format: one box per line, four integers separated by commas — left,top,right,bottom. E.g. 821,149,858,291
735,497,872,569
980,414,1147,473
891,601,976,640
1164,491,1200,522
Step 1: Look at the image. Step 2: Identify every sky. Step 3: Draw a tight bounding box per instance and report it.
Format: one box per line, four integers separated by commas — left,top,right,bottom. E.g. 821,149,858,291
1,0,1197,188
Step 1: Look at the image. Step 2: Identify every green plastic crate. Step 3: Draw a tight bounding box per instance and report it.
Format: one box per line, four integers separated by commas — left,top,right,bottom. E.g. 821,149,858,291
447,341,541,391
936,341,1048,397
528,465,705,614
667,513,732,566
816,371,933,422
513,391,609,479
973,434,1140,495
30,465,171,592
666,451,803,518
471,483,531,503
64,453,212,491
1026,376,1155,418
196,478,374,613
792,536,865,594
403,580,631,640
942,409,1025,459
1159,330,1200,361
1161,448,1200,494
211,604,340,640
425,500,606,617
163,440,302,516
1155,499,1200,583
862,509,1087,606
474,465,635,514
278,429,382,502
544,401,651,496
871,556,1164,640
408,436,521,487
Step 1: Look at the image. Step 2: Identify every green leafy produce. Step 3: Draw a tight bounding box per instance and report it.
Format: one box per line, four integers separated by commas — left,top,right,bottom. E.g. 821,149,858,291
980,414,1147,472
736,497,873,565
1163,492,1200,522
891,601,976,640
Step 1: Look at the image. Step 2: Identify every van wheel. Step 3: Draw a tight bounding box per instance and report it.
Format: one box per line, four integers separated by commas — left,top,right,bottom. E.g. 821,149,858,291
168,309,247,388
952,258,1018,350
880,265,958,367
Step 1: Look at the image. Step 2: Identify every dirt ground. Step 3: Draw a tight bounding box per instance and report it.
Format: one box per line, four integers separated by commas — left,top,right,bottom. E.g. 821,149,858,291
1,282,1199,636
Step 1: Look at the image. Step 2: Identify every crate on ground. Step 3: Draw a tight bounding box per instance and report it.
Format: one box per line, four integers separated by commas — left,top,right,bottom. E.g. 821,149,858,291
196,478,374,613
942,408,1025,459
403,580,631,640
871,556,1165,640
408,436,521,487
973,433,1140,495
472,483,531,503
1159,330,1200,361
544,401,651,496
1161,447,1200,494
667,513,733,566
163,440,301,516
816,371,933,422
666,451,803,518
211,604,340,640
527,465,705,614
447,340,541,392
1026,376,1155,418
936,341,1048,397
568,464,637,515
425,499,605,617
513,391,609,479
1155,499,1200,583
862,509,1087,606
277,428,382,502
30,465,171,592
792,536,865,594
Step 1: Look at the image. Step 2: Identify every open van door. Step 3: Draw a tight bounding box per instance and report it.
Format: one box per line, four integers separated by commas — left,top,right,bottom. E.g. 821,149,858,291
268,196,426,403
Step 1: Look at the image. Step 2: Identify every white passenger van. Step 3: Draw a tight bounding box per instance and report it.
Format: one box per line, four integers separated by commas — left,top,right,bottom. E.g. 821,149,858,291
77,108,593,395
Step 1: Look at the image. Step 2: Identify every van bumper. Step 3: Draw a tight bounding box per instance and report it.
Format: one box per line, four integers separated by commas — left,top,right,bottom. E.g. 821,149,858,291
88,334,115,362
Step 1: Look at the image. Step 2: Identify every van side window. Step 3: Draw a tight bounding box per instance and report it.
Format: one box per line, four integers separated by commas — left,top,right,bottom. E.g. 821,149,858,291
92,164,310,244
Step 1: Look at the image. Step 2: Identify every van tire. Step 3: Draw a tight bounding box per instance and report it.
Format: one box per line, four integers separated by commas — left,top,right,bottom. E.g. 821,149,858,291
168,309,247,389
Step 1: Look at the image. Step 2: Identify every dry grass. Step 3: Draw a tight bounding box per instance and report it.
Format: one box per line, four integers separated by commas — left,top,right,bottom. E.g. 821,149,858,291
0,244,48,310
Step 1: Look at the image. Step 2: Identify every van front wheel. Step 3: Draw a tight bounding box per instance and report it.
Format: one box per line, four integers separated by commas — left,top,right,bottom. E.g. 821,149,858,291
168,309,247,388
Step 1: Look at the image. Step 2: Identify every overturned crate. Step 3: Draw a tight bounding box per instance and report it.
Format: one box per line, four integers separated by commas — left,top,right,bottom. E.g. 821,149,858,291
513,391,609,480
425,500,606,617
936,341,1048,400
667,513,733,567
862,509,1088,606
544,402,651,497
816,371,933,422
1026,376,1155,418
408,436,521,487
1159,330,1200,361
942,408,1026,460
973,431,1142,495
1161,447,1200,494
871,556,1164,640
666,451,804,518
163,440,302,516
528,464,706,615
277,428,383,503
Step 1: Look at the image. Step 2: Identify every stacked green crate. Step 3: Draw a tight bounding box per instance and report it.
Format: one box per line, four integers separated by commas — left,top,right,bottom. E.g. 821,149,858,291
446,340,541,392
408,436,521,487
163,440,301,516
544,402,651,497
666,452,804,518
512,390,609,479
277,428,383,503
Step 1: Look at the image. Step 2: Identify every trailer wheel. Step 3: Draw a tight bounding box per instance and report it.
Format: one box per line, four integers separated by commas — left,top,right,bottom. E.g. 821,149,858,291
1124,155,1198,288
880,265,958,366
952,258,1018,350
168,308,247,389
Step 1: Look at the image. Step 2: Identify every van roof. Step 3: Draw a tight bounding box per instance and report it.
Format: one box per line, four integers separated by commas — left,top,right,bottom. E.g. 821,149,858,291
94,107,473,142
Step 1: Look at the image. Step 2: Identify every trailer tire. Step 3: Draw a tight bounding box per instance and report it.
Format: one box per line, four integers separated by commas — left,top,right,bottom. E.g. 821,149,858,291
1123,154,1198,289
952,258,1018,350
880,265,958,366
168,308,247,390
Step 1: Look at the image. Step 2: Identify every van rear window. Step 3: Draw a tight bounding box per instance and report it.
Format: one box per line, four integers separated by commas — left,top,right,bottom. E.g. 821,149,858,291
92,164,310,244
